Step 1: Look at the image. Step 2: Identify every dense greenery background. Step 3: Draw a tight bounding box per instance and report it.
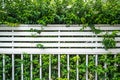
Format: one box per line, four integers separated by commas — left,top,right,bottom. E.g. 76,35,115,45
0,0,120,25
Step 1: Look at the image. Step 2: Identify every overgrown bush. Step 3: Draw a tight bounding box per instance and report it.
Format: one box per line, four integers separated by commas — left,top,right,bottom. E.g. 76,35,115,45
0,0,120,25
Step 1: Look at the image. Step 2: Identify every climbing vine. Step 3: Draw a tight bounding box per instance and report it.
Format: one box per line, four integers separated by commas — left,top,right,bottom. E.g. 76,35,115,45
102,31,119,50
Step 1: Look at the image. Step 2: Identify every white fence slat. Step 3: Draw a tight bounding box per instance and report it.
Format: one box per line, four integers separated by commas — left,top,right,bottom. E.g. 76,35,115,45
1,32,120,36
0,26,81,30
58,54,60,78
30,54,33,80
49,55,51,80
0,25,120,30
12,54,15,80
21,54,23,80
1,43,120,47
95,55,98,80
58,29,61,78
104,55,107,80
1,32,119,36
0,48,120,54
3,54,5,80
67,54,70,80
76,54,79,80
0,32,96,36
86,54,88,80
0,37,120,42
39,54,42,79
12,28,15,80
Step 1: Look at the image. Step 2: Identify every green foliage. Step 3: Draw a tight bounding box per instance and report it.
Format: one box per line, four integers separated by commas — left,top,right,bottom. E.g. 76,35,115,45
88,24,102,34
102,31,119,50
57,78,68,80
30,27,44,37
36,44,44,49
30,28,42,34
0,0,120,25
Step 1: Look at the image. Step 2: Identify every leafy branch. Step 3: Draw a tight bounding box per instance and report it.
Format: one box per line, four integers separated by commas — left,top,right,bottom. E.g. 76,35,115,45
102,31,119,50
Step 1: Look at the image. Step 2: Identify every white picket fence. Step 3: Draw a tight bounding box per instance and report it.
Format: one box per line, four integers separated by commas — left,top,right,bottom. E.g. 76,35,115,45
0,24,120,80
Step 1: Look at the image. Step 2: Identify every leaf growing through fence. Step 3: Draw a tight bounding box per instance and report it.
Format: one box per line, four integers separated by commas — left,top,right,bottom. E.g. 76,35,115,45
36,43,44,49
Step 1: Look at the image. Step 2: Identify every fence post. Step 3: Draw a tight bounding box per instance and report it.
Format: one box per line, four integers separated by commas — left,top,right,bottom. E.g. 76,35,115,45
3,54,5,80
58,29,61,78
67,54,70,80
86,54,88,80
12,28,15,80
76,54,79,80
30,54,33,80
95,35,98,80
39,55,42,79
49,55,51,80
21,54,23,80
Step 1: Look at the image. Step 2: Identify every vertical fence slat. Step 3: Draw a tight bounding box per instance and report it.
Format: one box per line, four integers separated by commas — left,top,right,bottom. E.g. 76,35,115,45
104,55,107,80
58,54,60,78
21,54,23,80
58,29,60,78
67,54,69,80
39,54,42,79
3,54,5,80
49,55,51,80
95,35,98,80
76,54,79,80
86,54,88,80
12,28,14,80
30,54,33,80
12,54,14,80
95,55,98,80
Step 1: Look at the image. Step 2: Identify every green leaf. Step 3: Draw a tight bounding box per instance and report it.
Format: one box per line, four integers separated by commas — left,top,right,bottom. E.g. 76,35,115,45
36,43,44,49
89,24,102,34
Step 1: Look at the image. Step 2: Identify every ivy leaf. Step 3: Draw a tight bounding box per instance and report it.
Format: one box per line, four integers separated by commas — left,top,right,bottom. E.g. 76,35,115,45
80,24,88,31
35,78,40,80
36,30,41,34
111,31,119,37
94,28,102,34
36,44,44,49
89,24,102,34
81,17,86,24
37,20,46,26
30,28,34,32
30,28,41,34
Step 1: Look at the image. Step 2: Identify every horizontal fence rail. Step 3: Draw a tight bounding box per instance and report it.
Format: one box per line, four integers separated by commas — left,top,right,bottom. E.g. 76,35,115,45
0,24,120,80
